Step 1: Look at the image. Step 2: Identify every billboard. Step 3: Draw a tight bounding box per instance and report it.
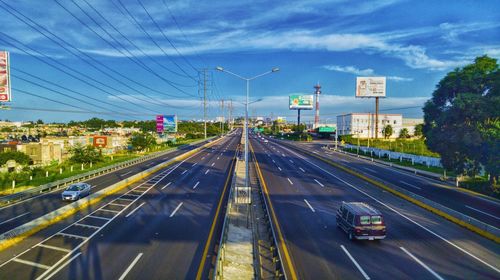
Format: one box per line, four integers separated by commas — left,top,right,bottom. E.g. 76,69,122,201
356,77,386,98
0,51,11,102
156,115,177,133
289,95,313,110
93,136,108,148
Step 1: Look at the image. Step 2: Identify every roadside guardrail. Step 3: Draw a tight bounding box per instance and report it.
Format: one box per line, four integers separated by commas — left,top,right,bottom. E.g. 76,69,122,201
0,136,223,251
279,140,500,243
0,137,215,207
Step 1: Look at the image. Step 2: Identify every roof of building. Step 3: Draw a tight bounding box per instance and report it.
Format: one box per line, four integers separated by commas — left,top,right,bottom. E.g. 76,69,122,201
337,113,402,117
343,202,382,216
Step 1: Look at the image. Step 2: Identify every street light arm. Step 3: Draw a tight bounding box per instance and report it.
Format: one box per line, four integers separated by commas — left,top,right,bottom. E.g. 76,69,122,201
216,68,248,81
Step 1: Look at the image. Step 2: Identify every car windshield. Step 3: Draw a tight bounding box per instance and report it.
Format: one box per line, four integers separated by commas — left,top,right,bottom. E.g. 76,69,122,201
67,185,81,191
360,216,371,225
371,216,383,224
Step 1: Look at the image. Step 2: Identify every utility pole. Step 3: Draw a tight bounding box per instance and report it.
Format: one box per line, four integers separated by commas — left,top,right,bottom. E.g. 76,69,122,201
220,99,224,135
229,99,233,131
200,69,207,139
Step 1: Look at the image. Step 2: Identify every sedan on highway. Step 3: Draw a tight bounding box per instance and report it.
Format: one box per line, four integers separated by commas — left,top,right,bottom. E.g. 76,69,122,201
61,183,91,201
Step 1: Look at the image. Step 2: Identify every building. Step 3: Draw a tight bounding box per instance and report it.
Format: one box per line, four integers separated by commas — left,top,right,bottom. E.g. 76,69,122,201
17,142,64,165
402,118,424,135
336,113,403,138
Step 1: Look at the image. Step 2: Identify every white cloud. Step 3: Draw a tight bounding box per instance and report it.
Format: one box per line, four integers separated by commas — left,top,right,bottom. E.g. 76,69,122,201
323,64,413,82
322,65,374,75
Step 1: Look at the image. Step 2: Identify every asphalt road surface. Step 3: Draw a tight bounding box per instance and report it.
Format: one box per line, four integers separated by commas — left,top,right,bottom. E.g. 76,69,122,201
276,138,500,229
0,139,214,235
0,130,240,279
251,133,500,280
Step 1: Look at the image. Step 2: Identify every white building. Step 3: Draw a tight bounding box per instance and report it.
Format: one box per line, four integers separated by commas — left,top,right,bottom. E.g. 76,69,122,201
336,113,403,138
402,118,424,135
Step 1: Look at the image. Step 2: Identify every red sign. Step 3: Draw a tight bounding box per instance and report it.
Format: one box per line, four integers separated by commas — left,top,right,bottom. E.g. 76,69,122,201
93,136,108,148
0,51,11,102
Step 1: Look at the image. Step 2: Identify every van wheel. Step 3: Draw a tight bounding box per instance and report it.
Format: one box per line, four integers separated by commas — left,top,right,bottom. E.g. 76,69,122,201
348,232,354,240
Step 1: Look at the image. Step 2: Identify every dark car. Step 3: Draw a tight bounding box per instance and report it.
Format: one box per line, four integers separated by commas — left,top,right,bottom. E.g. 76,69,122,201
336,202,386,240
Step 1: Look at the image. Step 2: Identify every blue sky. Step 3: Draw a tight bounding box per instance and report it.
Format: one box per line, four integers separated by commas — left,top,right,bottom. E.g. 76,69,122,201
0,0,499,123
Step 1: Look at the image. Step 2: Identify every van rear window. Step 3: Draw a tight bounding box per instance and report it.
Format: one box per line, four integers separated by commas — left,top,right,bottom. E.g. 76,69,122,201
360,216,370,225
371,216,382,224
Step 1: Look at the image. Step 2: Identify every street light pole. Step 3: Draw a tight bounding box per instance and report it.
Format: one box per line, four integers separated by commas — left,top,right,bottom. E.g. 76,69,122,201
216,66,279,188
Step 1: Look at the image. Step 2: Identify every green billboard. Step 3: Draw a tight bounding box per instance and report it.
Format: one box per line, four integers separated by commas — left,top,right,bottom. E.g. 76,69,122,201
289,95,313,110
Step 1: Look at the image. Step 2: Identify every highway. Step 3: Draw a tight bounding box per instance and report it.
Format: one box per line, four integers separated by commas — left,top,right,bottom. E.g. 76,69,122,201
0,130,240,279
278,139,500,229
251,133,500,279
0,139,214,235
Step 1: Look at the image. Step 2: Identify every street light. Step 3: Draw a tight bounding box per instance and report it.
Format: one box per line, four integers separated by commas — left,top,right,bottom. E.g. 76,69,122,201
216,66,279,188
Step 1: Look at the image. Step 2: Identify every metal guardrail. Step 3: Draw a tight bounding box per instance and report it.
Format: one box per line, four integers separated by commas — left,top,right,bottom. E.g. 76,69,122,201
213,150,239,280
280,140,500,240
0,138,214,207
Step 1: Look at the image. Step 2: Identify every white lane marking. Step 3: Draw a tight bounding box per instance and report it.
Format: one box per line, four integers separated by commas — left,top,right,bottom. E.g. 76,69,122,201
125,202,145,218
299,167,305,173
0,212,30,226
44,252,82,279
289,159,294,163
287,178,293,185
161,182,172,190
465,205,500,220
211,162,215,167
217,157,220,160
37,243,71,253
201,157,205,160
146,162,154,166
282,153,285,157
121,171,132,176
13,258,50,270
181,170,188,175
278,167,282,171
362,167,377,173
192,162,197,167
314,179,325,187
221,153,223,156
272,159,276,163
399,181,422,190
170,202,183,217
57,232,87,240
193,181,200,189
280,144,500,274
118,253,144,280
304,199,316,212
205,170,210,175
400,247,444,280
341,245,370,280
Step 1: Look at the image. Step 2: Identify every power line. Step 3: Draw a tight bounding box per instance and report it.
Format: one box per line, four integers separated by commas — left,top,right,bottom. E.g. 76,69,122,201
80,0,197,88
53,0,199,100
7,106,152,117
113,0,198,82
0,33,157,114
136,0,199,72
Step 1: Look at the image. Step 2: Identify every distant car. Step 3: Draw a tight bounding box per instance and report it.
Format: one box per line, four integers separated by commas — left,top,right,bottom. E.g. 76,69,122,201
264,139,269,143
336,202,386,240
62,183,91,201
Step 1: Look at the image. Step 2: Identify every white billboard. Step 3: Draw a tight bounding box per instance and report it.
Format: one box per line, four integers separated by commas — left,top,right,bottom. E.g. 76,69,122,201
289,95,314,110
356,77,386,98
0,51,11,102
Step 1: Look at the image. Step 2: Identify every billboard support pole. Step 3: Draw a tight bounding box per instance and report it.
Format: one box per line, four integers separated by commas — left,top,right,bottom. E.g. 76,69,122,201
297,109,301,126
375,97,379,139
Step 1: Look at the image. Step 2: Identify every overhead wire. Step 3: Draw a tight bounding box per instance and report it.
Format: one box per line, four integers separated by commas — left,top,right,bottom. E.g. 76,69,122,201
113,0,198,82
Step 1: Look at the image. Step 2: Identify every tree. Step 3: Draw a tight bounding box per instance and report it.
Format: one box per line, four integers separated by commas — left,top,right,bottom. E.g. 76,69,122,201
69,144,102,163
413,123,424,138
399,128,410,139
382,125,393,139
129,132,156,151
36,119,44,125
0,151,31,165
423,55,499,186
